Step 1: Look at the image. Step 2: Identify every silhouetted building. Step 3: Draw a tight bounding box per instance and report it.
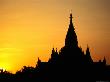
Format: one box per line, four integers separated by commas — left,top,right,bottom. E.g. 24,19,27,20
0,13,110,81
35,13,109,81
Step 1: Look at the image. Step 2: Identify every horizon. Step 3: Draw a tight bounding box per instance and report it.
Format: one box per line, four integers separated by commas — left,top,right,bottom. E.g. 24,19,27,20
0,0,110,73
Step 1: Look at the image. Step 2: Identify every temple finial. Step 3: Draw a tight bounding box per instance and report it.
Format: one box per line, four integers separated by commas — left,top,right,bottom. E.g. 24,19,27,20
69,13,73,24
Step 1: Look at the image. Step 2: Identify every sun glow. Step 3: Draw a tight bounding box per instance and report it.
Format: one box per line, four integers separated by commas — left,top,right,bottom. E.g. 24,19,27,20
0,51,12,72
0,48,21,73
0,62,11,72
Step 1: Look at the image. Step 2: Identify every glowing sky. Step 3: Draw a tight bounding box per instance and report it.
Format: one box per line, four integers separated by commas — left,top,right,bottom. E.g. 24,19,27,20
0,0,110,73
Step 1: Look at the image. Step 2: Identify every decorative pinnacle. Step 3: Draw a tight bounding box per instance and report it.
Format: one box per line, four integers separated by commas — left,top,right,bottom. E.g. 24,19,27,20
69,13,73,24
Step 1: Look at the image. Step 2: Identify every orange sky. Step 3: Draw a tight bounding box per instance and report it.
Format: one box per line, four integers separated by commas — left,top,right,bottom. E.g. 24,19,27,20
0,0,110,73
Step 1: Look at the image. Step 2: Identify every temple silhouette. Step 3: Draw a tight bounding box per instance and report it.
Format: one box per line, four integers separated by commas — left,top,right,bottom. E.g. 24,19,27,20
0,13,110,81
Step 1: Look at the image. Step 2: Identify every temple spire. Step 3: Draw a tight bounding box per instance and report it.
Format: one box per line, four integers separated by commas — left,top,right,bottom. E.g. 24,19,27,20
86,45,93,63
103,57,106,65
70,13,73,24
65,13,78,48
